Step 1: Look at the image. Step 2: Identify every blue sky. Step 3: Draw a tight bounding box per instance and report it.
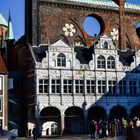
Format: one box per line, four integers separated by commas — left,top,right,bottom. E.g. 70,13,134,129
0,0,140,40
0,0,24,40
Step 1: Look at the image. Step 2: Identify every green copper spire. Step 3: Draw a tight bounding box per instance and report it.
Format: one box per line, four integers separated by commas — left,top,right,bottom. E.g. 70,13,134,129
6,10,14,40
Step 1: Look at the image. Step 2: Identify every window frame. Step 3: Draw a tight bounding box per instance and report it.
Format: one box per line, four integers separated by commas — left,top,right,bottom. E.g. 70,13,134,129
51,79,60,94
97,55,105,69
63,79,72,94
108,80,116,95
129,79,136,95
98,80,106,94
0,98,2,112
119,80,126,95
57,53,66,67
107,56,115,69
38,79,48,94
86,80,95,94
75,80,83,94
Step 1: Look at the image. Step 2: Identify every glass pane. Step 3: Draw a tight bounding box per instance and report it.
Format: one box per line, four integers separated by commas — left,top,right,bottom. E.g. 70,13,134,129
64,80,67,84
39,79,43,84
44,79,48,84
52,80,55,84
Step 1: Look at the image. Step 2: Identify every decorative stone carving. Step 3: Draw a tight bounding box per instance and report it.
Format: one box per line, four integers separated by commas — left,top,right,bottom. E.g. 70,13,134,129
42,58,48,68
36,62,42,68
74,59,80,69
63,23,76,37
110,28,119,41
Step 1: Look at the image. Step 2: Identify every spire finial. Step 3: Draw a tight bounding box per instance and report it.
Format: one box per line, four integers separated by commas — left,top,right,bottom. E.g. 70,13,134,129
6,9,14,40
8,9,11,22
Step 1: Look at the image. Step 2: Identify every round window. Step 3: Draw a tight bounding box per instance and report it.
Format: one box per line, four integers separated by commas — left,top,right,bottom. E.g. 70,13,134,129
136,22,140,38
83,15,104,37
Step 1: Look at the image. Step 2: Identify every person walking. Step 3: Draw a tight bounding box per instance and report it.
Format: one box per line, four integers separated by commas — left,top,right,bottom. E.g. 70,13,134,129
89,120,95,139
32,126,37,140
121,118,127,135
0,124,3,136
111,119,118,137
136,118,140,127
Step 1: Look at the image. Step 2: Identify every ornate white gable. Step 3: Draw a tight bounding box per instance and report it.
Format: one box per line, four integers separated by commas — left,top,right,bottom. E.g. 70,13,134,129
95,35,116,50
51,40,70,47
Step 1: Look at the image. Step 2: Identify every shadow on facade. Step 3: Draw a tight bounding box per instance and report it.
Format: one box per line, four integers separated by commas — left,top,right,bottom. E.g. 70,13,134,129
36,66,140,136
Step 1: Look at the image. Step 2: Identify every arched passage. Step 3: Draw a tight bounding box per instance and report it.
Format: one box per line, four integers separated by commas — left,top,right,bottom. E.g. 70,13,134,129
88,106,106,121
65,106,83,134
110,106,127,120
130,105,140,119
40,106,61,136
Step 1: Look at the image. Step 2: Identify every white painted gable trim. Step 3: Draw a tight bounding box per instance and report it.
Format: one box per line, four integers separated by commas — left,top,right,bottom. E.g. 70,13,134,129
51,39,70,47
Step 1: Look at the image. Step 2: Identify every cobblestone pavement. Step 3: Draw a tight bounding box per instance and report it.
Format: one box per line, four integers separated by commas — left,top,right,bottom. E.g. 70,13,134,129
15,135,126,140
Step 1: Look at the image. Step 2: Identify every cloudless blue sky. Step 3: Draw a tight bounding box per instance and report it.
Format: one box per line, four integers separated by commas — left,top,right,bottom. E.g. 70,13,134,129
0,0,24,40
0,0,140,40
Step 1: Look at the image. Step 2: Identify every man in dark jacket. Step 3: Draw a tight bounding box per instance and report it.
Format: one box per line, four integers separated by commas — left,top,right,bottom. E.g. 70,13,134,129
32,126,37,140
89,120,95,139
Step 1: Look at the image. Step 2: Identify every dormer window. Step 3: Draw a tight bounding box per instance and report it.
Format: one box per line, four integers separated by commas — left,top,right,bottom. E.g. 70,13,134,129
104,41,108,49
107,56,115,69
57,53,66,67
97,55,105,69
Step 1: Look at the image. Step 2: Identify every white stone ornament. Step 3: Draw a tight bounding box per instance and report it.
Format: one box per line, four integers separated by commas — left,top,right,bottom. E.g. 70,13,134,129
63,23,76,37
110,28,119,41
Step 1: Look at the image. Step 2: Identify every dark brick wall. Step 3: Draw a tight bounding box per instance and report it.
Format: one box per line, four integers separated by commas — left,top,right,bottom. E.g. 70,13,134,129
26,0,140,49
38,1,140,50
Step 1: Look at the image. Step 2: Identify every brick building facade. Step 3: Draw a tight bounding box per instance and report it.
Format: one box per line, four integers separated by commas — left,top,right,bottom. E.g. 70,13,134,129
23,0,140,137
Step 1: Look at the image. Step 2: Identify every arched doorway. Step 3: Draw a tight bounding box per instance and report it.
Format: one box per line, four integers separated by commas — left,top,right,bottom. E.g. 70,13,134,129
110,106,127,120
65,106,83,134
88,106,106,122
130,105,140,119
40,106,61,136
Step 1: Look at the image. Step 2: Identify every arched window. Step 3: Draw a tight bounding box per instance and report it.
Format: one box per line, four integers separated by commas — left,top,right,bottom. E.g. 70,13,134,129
97,55,105,69
107,56,115,69
57,53,66,67
104,41,108,49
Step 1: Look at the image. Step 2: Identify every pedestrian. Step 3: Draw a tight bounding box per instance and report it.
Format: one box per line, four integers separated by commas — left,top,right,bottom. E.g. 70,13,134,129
89,120,95,139
117,119,122,136
129,119,134,129
94,121,99,138
111,119,118,137
0,124,3,136
32,126,37,140
121,118,127,135
101,119,108,138
136,118,140,127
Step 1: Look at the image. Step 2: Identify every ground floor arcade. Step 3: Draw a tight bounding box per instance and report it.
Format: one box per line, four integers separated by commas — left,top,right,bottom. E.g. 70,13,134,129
28,105,140,136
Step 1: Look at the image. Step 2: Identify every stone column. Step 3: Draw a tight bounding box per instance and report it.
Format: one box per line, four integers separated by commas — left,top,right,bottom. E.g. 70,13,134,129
136,79,139,95
126,79,129,96
48,76,51,105
106,108,110,120
35,102,40,137
106,78,108,94
72,77,75,105
83,110,88,134
61,114,65,135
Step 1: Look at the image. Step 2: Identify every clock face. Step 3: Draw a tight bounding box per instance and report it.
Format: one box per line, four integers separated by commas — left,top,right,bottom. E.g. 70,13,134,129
63,23,76,37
